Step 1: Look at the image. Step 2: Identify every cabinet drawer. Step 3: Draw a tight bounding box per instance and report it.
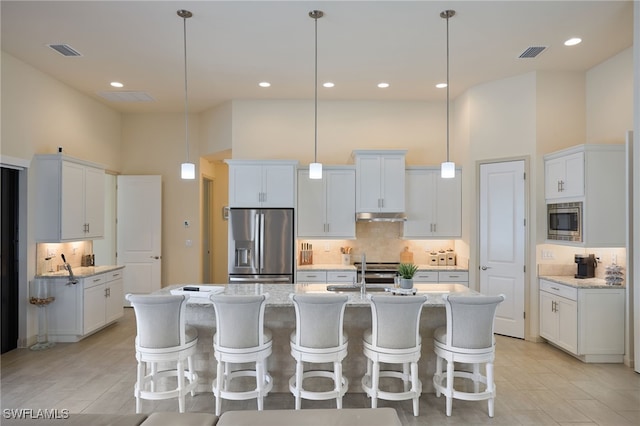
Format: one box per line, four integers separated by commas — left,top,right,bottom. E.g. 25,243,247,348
105,270,123,282
327,271,356,283
540,279,577,301
296,271,327,283
84,273,106,289
414,271,438,283
438,271,469,282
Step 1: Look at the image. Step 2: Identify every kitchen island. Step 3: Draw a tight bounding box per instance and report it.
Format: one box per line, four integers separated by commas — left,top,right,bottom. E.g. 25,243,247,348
158,283,475,394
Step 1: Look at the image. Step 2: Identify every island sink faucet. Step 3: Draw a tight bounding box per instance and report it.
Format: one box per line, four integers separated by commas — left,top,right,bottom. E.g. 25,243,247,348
360,253,366,295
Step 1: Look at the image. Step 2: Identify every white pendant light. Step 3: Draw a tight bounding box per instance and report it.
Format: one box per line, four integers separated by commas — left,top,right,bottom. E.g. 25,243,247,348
309,10,323,180
440,10,456,179
178,9,195,180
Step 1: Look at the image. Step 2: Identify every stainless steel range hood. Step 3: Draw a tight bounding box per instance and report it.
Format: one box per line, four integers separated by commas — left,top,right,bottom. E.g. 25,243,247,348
355,212,407,222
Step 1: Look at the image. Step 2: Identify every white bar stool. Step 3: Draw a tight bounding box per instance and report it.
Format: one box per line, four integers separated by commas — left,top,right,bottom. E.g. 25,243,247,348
433,293,506,417
361,294,428,416
289,294,349,409
210,294,273,416
126,294,199,413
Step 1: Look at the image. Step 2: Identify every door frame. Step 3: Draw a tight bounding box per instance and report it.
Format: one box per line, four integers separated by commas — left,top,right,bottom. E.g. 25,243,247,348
476,156,531,340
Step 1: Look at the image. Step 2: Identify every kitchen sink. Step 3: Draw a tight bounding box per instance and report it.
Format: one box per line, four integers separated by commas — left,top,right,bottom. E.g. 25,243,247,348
326,284,389,293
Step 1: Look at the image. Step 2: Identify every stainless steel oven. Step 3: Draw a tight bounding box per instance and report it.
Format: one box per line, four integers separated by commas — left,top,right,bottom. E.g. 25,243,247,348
547,202,582,242
354,262,399,284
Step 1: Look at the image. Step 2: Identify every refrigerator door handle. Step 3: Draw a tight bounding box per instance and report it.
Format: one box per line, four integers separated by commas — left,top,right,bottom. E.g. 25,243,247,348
259,213,265,273
254,212,261,271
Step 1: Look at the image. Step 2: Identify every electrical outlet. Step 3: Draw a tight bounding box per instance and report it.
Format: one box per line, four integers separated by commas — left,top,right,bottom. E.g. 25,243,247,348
611,253,617,264
324,244,330,252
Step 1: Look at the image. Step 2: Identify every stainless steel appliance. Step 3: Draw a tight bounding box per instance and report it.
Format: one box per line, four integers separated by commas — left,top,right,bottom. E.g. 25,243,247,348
547,202,582,242
575,254,597,279
228,208,294,284
354,261,399,284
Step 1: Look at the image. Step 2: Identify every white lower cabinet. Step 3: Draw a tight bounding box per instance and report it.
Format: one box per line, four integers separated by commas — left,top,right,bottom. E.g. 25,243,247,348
539,279,624,362
45,269,124,343
414,270,468,285
296,270,356,284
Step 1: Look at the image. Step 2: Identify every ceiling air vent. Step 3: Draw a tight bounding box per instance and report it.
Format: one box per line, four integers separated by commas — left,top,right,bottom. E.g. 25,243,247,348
518,46,547,59
98,91,155,102
48,44,82,57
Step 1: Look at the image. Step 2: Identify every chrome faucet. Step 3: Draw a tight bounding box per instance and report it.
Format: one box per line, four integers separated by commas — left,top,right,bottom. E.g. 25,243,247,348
360,253,366,295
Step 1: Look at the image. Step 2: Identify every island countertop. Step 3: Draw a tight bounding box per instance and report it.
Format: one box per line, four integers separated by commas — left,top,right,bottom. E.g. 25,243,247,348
161,282,475,306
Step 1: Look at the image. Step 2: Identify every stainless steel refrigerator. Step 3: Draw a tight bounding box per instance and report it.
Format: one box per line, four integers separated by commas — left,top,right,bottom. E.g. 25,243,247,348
228,208,294,283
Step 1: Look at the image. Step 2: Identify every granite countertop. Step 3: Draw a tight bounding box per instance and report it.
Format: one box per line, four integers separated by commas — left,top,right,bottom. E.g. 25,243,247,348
161,282,476,307
297,264,357,271
539,275,624,289
35,265,124,279
297,264,467,272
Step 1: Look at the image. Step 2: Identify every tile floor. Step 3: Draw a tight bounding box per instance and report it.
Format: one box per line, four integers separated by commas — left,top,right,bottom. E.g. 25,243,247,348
1,309,639,425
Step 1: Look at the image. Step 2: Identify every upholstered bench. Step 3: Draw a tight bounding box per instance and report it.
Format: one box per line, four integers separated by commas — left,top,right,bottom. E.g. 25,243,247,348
217,407,402,426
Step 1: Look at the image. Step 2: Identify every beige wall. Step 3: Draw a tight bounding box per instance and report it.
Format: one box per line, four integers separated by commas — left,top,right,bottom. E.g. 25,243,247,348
228,100,448,165
120,113,202,286
1,52,123,341
586,47,634,144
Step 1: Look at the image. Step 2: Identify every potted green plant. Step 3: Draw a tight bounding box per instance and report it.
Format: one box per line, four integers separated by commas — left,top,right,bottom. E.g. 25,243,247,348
397,263,418,289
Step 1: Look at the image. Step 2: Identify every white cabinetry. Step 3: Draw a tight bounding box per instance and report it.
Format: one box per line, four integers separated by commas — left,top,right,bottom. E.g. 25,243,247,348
404,167,461,238
83,270,124,335
297,167,355,238
296,270,356,284
353,150,406,213
44,269,124,343
34,155,105,242
539,279,624,362
226,160,297,208
544,144,625,246
414,270,468,285
544,152,584,200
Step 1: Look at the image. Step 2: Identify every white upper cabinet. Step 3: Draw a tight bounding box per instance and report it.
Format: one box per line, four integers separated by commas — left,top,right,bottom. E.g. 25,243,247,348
544,144,625,246
404,167,462,238
226,160,298,208
297,167,356,238
545,151,584,200
35,155,105,242
353,150,406,213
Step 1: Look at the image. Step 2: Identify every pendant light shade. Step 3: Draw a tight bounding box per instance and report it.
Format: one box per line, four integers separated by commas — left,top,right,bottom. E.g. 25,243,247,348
178,9,195,180
440,9,456,179
309,10,323,180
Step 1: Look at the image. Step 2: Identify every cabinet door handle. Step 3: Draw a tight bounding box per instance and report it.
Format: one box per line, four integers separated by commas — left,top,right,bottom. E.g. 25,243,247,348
551,286,560,291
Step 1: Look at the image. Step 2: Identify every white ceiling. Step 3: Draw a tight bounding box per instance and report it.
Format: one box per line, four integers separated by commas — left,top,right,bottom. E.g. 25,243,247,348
1,1,634,114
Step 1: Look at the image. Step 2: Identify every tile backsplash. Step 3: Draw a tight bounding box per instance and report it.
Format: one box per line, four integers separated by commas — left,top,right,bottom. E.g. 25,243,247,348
537,243,626,280
36,241,93,275
297,222,468,267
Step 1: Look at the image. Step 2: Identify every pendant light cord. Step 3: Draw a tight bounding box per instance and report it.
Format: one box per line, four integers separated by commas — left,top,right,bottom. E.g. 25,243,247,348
445,12,450,163
181,11,190,163
313,13,319,164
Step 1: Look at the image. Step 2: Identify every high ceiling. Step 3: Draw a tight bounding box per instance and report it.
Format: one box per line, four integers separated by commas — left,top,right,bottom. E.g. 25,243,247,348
1,1,634,114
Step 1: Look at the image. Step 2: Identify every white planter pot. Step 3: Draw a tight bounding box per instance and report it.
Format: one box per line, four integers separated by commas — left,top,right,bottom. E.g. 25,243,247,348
399,278,414,289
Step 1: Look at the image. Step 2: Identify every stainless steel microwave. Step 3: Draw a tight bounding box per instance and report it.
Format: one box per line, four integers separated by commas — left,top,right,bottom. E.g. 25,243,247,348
547,202,582,242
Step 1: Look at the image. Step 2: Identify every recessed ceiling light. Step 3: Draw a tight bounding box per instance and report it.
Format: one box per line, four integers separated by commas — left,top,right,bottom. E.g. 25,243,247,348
564,37,582,46
436,83,447,89
323,82,335,88
258,81,271,88
110,82,124,88
377,82,390,88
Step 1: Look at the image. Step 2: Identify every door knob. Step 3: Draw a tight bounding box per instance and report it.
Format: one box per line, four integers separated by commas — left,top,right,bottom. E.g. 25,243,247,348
480,266,491,270
150,256,160,260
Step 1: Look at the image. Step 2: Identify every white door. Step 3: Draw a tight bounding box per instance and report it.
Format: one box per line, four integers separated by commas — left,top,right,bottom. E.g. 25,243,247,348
117,175,162,305
479,160,526,338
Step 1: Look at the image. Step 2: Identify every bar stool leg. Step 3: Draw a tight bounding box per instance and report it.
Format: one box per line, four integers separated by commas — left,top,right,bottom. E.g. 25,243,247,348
446,359,454,416
256,360,265,411
215,360,223,416
487,362,495,418
294,359,303,410
135,360,144,413
403,362,410,392
371,360,379,409
411,361,420,416
177,359,186,413
334,361,343,409
188,355,196,397
434,355,442,398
